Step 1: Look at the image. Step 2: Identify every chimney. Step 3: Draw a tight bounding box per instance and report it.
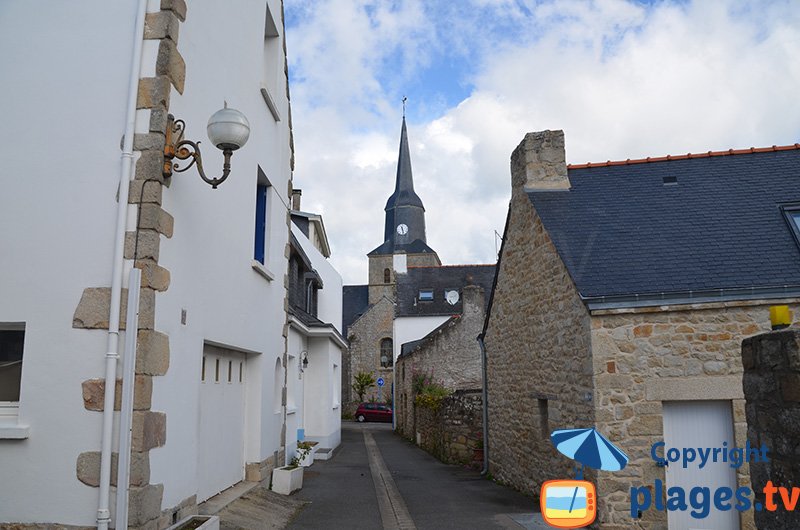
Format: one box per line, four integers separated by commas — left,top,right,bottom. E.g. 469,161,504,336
510,130,569,191
291,188,302,210
462,285,485,318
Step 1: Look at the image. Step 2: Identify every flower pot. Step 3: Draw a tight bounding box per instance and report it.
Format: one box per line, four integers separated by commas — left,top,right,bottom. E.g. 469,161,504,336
271,465,304,495
299,441,318,467
166,515,220,530
299,450,314,467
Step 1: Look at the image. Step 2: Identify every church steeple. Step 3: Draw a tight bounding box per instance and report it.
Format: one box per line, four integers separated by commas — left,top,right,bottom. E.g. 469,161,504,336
369,113,435,256
383,116,425,238
369,115,437,258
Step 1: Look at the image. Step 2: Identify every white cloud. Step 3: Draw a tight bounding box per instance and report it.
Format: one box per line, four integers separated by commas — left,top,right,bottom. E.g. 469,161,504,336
286,0,800,285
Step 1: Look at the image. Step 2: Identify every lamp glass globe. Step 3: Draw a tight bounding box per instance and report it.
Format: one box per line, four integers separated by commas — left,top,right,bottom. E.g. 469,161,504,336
207,106,250,151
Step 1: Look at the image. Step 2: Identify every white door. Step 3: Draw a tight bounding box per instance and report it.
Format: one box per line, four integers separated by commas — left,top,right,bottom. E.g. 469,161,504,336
197,345,247,502
662,401,739,530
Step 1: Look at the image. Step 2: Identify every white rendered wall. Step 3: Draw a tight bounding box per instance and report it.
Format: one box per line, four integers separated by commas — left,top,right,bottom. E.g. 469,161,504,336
149,0,293,509
291,223,343,331
0,1,142,525
303,337,342,449
393,316,451,360
288,222,343,453
0,0,297,521
286,327,305,463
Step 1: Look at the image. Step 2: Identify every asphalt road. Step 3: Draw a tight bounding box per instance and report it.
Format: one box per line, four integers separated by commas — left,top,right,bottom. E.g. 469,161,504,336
287,422,546,530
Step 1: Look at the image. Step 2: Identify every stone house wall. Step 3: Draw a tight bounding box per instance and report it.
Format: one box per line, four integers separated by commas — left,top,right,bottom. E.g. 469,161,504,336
483,182,595,497
484,190,793,528
395,285,485,438
742,327,800,530
590,301,798,529
344,296,394,411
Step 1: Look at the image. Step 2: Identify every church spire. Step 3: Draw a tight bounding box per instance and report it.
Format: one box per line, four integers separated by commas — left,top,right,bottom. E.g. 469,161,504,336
381,115,428,250
385,117,424,213
368,110,439,259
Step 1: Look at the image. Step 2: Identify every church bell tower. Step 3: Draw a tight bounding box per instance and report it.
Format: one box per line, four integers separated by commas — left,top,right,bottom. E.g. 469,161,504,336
367,116,440,304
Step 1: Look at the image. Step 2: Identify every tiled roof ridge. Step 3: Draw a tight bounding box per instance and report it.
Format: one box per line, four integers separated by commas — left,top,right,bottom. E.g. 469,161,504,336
567,143,800,170
406,263,495,270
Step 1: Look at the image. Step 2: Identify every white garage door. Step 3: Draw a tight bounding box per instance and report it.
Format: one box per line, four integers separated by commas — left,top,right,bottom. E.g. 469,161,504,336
663,400,739,530
198,345,247,502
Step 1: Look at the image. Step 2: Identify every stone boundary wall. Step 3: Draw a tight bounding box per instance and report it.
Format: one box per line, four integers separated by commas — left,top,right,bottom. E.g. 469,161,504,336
742,327,800,530
412,390,484,468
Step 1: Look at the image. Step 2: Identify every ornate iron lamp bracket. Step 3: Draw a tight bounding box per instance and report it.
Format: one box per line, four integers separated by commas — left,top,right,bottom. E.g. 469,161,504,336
163,114,232,189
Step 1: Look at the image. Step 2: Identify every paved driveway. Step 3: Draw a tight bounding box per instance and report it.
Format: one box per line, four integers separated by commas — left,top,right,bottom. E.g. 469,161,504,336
287,422,551,530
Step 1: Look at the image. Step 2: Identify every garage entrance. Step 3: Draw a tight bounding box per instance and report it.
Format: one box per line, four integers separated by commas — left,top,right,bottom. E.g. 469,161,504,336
198,344,247,502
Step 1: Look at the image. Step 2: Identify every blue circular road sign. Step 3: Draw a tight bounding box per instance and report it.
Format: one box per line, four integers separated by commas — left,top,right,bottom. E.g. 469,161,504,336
377,377,385,387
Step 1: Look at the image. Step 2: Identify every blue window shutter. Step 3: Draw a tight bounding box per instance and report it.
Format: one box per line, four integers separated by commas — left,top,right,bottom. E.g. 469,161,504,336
254,184,267,263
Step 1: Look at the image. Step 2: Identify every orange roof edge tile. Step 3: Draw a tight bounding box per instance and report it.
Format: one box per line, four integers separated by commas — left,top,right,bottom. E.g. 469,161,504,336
567,143,800,170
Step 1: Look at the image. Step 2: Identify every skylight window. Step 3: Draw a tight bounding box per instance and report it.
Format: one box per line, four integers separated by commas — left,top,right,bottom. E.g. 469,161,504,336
780,204,800,248
419,289,434,302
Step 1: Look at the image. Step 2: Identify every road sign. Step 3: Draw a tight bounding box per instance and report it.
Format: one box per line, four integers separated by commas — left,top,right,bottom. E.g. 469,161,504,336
377,377,385,387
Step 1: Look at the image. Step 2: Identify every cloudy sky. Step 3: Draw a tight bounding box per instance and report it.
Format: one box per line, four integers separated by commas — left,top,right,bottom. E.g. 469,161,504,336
284,0,800,285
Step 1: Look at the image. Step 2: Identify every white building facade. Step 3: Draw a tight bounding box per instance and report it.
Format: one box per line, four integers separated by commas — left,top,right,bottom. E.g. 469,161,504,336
0,0,305,527
286,207,345,461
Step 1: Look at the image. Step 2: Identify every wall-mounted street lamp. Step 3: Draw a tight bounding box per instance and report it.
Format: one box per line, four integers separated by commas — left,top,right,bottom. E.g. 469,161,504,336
163,103,250,188
298,350,309,379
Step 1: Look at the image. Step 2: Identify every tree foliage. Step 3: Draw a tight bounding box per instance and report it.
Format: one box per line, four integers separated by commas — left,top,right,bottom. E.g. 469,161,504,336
352,371,376,403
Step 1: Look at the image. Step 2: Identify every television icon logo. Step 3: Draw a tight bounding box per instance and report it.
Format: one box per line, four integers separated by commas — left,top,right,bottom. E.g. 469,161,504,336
540,479,596,528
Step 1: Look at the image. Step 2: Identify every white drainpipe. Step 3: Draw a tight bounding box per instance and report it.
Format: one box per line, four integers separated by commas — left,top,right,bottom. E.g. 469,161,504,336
97,1,148,528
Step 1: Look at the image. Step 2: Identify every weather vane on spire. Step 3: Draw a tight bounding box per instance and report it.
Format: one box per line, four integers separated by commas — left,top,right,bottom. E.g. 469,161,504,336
402,96,408,117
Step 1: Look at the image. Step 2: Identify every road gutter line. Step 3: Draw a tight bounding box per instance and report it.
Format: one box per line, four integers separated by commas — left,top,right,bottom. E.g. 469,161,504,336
363,430,417,530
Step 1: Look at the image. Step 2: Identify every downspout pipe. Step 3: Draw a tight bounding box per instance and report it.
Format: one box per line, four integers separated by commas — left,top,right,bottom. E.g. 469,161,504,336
478,333,489,476
97,1,148,528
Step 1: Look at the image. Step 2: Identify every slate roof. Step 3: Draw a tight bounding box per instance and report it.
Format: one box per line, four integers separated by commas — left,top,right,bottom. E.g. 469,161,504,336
396,264,496,317
368,239,437,256
529,147,800,304
342,284,369,338
289,306,346,345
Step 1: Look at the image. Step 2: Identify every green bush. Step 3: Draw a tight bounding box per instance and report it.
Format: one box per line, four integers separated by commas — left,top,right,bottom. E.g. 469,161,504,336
411,369,451,410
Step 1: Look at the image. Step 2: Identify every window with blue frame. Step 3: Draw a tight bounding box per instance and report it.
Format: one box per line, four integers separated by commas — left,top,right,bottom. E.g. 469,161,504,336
254,171,271,264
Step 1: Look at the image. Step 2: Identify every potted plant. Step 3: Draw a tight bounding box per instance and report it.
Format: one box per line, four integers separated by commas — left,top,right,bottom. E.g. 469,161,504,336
272,463,304,495
166,515,220,530
297,440,317,467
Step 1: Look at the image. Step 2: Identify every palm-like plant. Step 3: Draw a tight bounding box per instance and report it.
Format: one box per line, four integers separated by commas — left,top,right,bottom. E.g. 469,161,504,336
352,371,376,403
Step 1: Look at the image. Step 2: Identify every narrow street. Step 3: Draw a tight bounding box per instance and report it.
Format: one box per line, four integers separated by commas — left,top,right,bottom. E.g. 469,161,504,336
286,422,550,530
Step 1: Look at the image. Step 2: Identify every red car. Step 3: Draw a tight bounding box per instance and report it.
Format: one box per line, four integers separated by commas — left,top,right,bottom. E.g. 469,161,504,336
355,403,393,423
